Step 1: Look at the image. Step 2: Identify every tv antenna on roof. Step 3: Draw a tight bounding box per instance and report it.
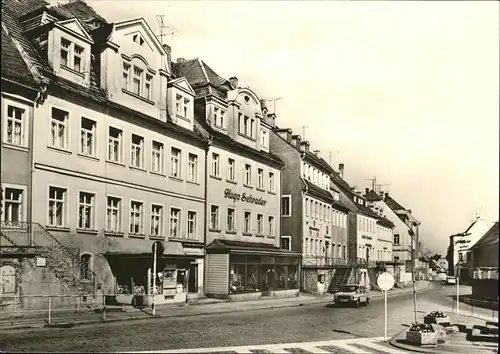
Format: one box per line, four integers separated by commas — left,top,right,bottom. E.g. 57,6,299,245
156,14,178,43
263,97,283,115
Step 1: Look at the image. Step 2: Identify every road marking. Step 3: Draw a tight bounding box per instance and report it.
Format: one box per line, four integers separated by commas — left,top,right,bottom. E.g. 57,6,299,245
124,337,395,354
356,341,405,353
327,342,370,353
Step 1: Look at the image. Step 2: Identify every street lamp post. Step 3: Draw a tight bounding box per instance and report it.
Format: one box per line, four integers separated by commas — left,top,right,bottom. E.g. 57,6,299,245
456,265,460,315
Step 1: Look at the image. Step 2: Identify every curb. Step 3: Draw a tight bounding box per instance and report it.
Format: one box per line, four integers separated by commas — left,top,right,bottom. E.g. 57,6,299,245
1,282,432,332
388,331,457,354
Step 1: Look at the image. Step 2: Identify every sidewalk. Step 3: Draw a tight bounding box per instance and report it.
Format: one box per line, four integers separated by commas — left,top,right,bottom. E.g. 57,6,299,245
0,280,430,331
390,313,499,353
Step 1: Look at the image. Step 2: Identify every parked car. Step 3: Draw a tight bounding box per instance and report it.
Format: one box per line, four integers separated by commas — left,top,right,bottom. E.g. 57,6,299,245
445,276,456,285
333,284,370,308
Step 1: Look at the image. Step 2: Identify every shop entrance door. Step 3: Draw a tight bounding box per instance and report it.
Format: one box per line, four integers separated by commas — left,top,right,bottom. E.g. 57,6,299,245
261,265,275,297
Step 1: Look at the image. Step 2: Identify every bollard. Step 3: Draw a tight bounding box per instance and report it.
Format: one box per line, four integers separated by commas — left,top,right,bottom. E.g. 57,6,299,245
48,297,51,325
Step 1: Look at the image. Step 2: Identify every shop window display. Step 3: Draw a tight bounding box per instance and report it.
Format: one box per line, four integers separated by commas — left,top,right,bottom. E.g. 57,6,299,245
287,265,299,289
275,265,287,290
229,264,246,294
246,265,260,292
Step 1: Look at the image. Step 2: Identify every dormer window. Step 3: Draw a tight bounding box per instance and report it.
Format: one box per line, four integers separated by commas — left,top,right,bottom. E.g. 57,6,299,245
238,114,256,139
60,37,84,73
176,95,190,118
213,107,225,128
122,62,153,101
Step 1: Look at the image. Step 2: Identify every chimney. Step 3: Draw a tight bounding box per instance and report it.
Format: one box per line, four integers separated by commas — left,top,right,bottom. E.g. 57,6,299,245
291,134,301,147
313,150,320,157
177,58,186,63
338,163,344,179
229,76,238,89
408,209,412,214
163,44,172,70
365,188,369,197
299,141,310,153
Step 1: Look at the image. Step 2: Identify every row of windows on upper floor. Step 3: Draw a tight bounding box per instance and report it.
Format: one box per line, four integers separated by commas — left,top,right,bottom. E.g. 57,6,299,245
304,197,347,227
358,216,377,233
303,238,347,259
302,162,330,190
357,245,392,261
209,204,276,238
210,153,276,192
1,185,199,241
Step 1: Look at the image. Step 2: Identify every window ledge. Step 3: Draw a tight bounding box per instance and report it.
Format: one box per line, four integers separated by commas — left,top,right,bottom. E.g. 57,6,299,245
237,132,257,142
129,165,147,173
243,184,253,189
209,228,221,233
122,89,155,105
61,64,85,78
226,179,237,185
282,214,291,218
46,226,70,232
267,235,276,239
255,234,265,238
149,235,165,240
47,145,72,155
105,231,124,237
268,191,276,195
226,230,237,235
129,233,146,239
169,175,183,182
106,160,125,167
186,180,200,186
210,175,222,181
2,142,29,152
175,114,191,122
256,187,265,192
77,228,98,235
242,232,253,236
77,153,99,162
150,171,166,177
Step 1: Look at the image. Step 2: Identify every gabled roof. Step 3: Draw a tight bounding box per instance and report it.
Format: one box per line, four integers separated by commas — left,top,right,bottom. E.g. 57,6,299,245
304,179,334,204
384,194,406,212
172,58,231,100
377,216,395,228
472,222,499,249
1,27,38,88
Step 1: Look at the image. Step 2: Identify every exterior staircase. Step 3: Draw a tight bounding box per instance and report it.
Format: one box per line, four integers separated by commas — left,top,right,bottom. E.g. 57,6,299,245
368,267,382,291
327,267,351,293
1,221,97,295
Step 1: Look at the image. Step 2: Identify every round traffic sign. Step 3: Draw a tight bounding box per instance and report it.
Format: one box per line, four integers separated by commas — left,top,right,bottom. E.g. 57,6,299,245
377,272,395,291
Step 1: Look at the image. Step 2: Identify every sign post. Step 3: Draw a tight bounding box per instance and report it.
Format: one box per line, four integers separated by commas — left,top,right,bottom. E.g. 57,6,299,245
456,266,460,315
151,241,165,316
377,272,395,341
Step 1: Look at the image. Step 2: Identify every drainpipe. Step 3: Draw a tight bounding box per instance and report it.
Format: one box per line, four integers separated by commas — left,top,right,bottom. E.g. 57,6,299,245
298,152,308,291
203,135,212,297
29,84,47,245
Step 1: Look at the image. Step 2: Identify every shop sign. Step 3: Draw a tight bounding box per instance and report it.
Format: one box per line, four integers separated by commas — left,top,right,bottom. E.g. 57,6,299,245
224,188,267,206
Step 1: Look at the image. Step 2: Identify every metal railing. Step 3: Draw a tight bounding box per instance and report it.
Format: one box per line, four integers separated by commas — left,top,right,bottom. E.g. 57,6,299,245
1,221,97,293
302,256,348,267
0,294,109,327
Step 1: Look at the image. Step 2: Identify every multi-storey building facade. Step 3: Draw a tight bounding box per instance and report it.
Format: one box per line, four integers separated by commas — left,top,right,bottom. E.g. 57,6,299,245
366,190,419,283
174,60,300,300
270,129,349,294
2,0,208,305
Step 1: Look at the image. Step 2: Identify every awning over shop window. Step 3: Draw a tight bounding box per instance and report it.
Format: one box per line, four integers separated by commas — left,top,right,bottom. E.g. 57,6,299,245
105,238,185,257
206,239,301,257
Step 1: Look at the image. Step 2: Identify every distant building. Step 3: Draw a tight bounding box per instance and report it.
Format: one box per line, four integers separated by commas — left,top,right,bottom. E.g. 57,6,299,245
470,222,498,301
447,218,495,281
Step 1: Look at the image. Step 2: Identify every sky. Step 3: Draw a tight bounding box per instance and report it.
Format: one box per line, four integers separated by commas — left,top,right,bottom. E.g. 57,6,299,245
59,0,498,254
